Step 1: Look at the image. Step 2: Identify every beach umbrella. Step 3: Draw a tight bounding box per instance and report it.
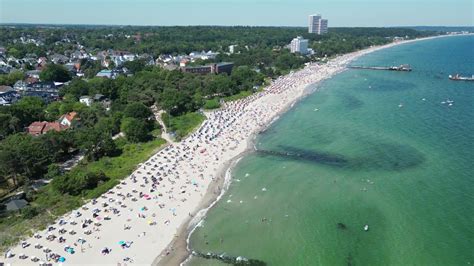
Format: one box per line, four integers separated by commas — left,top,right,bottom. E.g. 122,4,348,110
118,241,125,245
59,256,66,262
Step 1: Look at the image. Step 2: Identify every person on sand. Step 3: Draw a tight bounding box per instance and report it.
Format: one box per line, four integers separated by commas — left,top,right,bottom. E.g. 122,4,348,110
101,247,111,255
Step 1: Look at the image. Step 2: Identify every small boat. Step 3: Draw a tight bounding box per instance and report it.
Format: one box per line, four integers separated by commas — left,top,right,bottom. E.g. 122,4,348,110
449,74,474,81
364,224,369,231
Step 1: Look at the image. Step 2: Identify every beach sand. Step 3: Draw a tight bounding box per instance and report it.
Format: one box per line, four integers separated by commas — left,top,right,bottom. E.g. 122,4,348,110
2,35,451,266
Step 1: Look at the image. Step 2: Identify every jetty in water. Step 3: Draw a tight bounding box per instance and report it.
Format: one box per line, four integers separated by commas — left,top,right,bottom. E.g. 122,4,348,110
191,250,267,265
348,64,412,72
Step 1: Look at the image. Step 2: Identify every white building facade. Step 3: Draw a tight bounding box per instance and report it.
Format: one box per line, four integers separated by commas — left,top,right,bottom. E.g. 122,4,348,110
290,37,309,54
79,96,94,107
309,14,328,35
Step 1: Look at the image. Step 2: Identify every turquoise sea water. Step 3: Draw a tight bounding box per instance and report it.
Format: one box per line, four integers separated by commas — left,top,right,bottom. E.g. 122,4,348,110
188,35,474,266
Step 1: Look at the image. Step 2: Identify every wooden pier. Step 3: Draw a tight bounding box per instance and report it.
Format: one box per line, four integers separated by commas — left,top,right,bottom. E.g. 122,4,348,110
348,64,412,72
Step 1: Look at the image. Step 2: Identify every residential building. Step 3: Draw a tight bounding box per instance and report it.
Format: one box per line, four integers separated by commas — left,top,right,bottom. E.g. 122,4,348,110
229,45,238,54
79,96,94,106
26,82,58,93
22,82,59,102
13,80,28,91
26,70,41,79
27,121,65,136
50,53,69,64
214,62,234,75
181,62,234,75
94,94,106,101
5,199,28,211
182,65,213,74
24,91,59,103
0,66,12,74
309,14,328,35
58,112,78,127
28,112,78,136
138,54,155,65
180,59,190,67
290,36,309,54
189,50,219,61
96,69,116,79
94,94,111,111
0,86,20,106
70,50,89,60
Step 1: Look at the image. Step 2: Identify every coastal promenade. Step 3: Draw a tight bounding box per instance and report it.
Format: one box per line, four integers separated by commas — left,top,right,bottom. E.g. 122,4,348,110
2,36,445,266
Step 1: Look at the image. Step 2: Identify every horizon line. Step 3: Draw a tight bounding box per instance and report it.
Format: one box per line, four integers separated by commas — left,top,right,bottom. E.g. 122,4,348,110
1,22,474,28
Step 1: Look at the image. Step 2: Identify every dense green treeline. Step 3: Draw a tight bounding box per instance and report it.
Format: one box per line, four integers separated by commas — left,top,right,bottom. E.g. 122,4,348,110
0,26,435,57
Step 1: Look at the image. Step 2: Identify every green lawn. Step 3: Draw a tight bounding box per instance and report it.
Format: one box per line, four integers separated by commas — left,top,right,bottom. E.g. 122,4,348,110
223,90,253,102
203,98,221,110
162,112,206,140
0,138,166,251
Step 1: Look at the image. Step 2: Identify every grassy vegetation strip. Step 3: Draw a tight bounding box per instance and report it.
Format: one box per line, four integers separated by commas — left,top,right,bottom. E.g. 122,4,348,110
223,90,253,102
203,98,221,110
162,112,206,140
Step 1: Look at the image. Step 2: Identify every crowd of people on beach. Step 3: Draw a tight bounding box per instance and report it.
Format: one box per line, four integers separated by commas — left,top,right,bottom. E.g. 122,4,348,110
3,48,381,265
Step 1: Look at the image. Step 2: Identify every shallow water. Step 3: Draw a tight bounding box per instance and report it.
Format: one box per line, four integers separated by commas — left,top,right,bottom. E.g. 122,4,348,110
188,35,474,265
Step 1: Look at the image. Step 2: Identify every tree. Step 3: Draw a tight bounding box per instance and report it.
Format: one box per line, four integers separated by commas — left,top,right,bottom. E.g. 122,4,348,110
7,47,22,58
0,113,20,139
123,59,146,73
76,105,105,128
45,101,62,121
52,171,108,195
231,66,262,92
40,64,72,82
60,79,89,98
11,96,46,127
40,131,76,162
205,74,234,96
0,134,50,187
75,127,118,161
159,88,193,116
121,117,150,142
0,70,25,86
274,52,305,71
44,164,62,180
123,102,153,119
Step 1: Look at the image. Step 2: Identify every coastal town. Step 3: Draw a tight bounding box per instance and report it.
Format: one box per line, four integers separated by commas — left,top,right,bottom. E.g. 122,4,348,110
0,6,472,265
0,34,428,265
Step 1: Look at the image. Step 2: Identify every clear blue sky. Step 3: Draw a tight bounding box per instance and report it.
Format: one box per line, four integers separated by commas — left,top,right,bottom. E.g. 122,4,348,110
1,0,473,27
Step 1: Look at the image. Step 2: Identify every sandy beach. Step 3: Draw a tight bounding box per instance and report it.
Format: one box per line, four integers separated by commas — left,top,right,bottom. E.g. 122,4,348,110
2,35,452,266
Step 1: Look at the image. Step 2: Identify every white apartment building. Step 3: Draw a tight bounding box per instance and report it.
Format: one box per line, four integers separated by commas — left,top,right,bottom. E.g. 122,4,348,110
309,14,328,35
290,36,309,54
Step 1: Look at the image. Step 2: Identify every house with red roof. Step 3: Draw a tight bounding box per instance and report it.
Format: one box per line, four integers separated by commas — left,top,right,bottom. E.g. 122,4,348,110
27,121,66,136
58,111,78,127
27,112,79,136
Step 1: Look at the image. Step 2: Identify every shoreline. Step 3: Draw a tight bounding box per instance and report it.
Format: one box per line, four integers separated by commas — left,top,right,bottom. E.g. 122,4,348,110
156,33,462,266
3,33,467,266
